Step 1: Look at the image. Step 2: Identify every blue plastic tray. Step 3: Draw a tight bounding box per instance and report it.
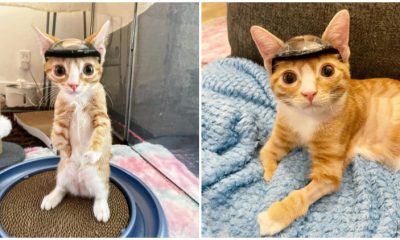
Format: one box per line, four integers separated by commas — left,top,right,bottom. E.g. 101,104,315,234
0,157,168,237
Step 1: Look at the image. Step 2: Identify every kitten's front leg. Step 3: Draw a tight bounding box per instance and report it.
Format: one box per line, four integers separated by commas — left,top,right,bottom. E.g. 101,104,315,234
257,142,345,236
83,109,111,164
51,105,75,157
260,120,296,181
51,128,72,157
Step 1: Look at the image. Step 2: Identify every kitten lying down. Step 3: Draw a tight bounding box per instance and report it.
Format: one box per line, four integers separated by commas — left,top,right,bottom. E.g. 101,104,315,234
251,10,400,235
33,22,112,222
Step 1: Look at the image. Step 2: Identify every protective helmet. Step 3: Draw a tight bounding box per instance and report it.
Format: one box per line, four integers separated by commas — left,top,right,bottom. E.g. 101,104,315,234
271,35,341,72
44,38,101,63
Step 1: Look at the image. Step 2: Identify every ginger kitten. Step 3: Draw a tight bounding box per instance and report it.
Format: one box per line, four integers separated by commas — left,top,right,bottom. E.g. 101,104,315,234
33,21,112,222
251,10,400,235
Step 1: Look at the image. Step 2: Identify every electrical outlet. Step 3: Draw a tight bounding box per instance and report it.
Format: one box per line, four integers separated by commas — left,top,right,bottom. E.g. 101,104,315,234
19,50,31,70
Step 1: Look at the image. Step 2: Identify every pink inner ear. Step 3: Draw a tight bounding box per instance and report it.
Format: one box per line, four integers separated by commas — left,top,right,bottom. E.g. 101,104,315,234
250,26,284,73
40,46,50,56
97,46,105,55
96,45,106,63
39,41,54,57
91,22,110,63
322,10,350,61
33,26,56,57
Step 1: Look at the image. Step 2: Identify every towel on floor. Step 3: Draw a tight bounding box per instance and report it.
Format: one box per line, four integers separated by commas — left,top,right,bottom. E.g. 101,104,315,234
201,58,400,237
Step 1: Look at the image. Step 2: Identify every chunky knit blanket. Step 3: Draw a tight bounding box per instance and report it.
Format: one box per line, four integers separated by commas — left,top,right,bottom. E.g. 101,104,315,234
201,58,400,237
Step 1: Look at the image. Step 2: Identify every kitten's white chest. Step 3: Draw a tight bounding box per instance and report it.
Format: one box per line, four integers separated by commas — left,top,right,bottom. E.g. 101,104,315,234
278,103,321,144
70,102,93,157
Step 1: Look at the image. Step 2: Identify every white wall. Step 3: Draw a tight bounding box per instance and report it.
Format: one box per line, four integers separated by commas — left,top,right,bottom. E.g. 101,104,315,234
94,3,136,30
0,6,89,95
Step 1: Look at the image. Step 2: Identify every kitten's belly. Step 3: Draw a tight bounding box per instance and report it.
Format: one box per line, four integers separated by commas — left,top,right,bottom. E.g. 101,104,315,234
58,161,101,197
63,106,95,196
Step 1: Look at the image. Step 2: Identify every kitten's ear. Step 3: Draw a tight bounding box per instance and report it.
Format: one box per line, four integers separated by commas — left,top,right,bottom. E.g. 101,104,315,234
322,9,350,62
250,26,285,73
32,26,59,58
85,20,110,63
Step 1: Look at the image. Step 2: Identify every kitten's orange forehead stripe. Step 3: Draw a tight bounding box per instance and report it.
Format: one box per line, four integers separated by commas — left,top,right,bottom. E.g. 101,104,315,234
60,38,84,48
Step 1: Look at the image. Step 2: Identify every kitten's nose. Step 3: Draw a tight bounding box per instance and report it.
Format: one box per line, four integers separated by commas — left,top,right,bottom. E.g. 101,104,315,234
301,91,317,102
68,84,79,92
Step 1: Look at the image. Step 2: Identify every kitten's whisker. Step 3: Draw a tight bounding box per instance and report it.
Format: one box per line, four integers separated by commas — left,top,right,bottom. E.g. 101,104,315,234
38,88,60,108
104,90,114,107
40,86,59,90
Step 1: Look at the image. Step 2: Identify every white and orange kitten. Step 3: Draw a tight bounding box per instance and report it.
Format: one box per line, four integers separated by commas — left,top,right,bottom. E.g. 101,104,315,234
251,10,400,235
33,21,112,222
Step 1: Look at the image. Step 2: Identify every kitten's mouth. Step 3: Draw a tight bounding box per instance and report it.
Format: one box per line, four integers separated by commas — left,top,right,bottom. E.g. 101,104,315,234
304,103,321,108
67,89,81,95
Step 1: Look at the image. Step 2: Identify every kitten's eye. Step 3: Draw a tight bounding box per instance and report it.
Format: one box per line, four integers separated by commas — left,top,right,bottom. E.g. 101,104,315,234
83,64,95,76
321,64,335,77
282,71,297,84
54,65,65,77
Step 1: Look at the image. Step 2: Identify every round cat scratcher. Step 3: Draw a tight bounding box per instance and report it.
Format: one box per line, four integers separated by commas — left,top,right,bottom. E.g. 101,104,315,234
0,157,168,237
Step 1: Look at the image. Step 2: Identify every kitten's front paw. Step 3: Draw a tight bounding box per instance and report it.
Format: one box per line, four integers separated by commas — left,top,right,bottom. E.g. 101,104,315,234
93,199,110,222
259,156,277,182
83,151,102,164
263,170,276,182
41,191,63,210
257,190,308,236
257,209,286,236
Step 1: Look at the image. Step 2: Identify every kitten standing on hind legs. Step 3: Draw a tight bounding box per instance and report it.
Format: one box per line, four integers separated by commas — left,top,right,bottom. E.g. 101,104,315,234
251,9,400,235
33,21,113,222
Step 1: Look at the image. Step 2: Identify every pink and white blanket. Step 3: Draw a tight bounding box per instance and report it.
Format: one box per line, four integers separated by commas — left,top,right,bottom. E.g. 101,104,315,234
202,16,231,65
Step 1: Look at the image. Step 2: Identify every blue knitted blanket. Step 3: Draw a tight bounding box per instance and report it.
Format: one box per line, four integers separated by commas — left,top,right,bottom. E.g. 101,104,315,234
201,58,400,237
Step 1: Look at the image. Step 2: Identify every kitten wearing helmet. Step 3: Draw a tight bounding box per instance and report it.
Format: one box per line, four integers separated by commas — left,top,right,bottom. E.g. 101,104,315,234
33,21,112,222
252,10,400,235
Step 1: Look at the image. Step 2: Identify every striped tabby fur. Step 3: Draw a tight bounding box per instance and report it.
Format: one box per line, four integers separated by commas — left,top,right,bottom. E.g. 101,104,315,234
33,21,112,222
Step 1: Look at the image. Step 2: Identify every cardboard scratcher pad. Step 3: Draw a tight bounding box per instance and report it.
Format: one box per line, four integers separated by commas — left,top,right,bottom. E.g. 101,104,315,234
0,171,130,237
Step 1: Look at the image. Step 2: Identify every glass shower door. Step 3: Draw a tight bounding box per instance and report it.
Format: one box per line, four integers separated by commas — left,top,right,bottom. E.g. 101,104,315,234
101,2,199,176
127,3,199,176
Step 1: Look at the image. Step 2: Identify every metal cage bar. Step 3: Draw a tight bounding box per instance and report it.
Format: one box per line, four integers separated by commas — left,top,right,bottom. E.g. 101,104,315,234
123,3,139,142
